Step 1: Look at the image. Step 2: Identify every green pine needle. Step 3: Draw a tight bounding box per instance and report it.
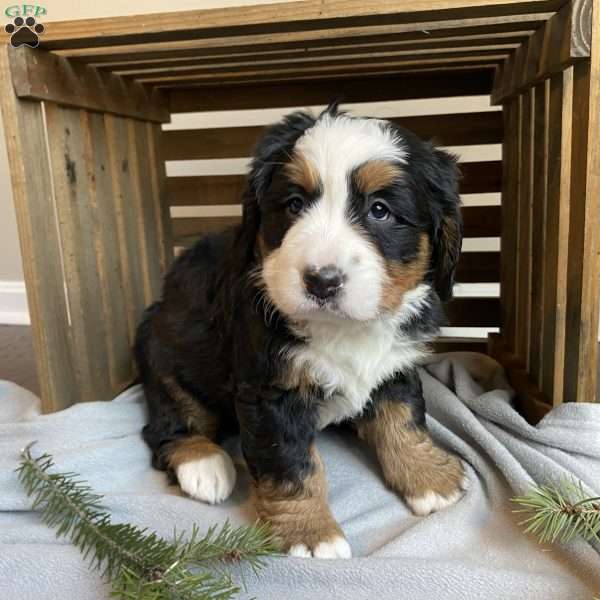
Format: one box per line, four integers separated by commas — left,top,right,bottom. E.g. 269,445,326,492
17,442,280,600
512,479,600,545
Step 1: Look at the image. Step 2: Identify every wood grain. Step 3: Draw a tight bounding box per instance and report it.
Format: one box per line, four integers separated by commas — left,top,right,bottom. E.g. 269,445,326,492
168,70,495,112
38,0,565,50
83,111,133,390
515,89,534,368
0,47,78,411
541,68,572,405
500,96,520,351
44,103,113,402
147,123,174,276
529,78,549,384
163,112,503,161
563,48,600,403
104,115,148,343
491,1,592,103
6,46,169,123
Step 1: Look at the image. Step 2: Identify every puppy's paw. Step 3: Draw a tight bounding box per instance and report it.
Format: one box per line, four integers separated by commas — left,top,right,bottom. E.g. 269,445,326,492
289,535,352,559
176,449,236,504
405,457,468,517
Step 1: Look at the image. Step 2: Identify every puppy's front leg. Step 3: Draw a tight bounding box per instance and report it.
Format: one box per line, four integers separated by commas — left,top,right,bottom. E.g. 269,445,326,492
236,388,351,558
356,373,467,516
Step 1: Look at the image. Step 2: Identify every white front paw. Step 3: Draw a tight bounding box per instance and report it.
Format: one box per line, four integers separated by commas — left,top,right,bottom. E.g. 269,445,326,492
406,475,469,516
176,451,236,504
289,536,352,559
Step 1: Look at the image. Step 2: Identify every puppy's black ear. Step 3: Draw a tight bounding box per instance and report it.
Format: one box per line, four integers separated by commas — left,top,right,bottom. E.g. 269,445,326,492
427,149,462,302
239,111,317,259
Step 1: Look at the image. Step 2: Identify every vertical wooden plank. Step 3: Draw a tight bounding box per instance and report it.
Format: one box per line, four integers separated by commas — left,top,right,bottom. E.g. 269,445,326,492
147,122,174,275
563,41,600,403
541,68,572,405
0,48,77,411
44,103,113,402
500,96,520,352
105,114,147,341
128,119,162,303
516,88,534,367
84,111,134,390
529,78,549,383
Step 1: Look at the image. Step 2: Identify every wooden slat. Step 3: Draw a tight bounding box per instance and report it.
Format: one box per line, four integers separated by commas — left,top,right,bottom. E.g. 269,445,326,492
446,297,500,326
168,70,495,112
500,96,521,351
529,78,549,384
97,35,528,72
433,339,488,353
515,89,534,367
165,163,501,210
488,333,551,423
460,161,503,194
147,123,174,276
7,46,169,123
45,103,113,402
563,53,600,403
65,18,547,63
456,251,500,283
128,119,163,304
491,1,592,103
128,49,511,82
0,46,78,412
137,54,508,85
104,115,148,343
39,1,565,50
541,68,572,405
170,205,500,240
163,112,503,161
461,205,502,237
83,111,133,391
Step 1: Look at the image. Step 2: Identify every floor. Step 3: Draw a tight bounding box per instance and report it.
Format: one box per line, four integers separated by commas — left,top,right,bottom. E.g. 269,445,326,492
0,325,598,403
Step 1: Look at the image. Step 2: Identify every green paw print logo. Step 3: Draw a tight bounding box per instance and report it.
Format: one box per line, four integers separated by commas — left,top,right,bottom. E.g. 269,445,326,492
5,15,44,48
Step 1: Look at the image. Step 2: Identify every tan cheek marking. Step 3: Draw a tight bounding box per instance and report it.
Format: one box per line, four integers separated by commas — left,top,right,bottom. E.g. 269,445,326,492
166,435,223,470
252,448,343,551
357,401,464,499
355,160,403,194
380,233,431,312
284,151,319,194
162,376,219,437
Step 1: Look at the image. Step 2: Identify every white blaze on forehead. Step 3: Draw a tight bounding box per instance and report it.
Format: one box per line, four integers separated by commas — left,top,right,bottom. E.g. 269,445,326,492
295,114,407,178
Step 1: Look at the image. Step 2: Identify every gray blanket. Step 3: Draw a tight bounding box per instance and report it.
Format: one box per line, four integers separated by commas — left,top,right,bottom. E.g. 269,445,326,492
1,353,599,600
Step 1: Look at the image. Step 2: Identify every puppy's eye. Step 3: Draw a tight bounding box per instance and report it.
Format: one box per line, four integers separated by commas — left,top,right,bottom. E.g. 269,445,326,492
369,201,391,221
287,195,305,215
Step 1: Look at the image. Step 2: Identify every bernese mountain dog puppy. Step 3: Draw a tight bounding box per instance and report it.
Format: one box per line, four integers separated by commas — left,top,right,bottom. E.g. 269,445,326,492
135,105,467,559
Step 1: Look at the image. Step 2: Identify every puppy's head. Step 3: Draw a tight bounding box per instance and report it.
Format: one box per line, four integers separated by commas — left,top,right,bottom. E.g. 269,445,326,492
243,106,462,323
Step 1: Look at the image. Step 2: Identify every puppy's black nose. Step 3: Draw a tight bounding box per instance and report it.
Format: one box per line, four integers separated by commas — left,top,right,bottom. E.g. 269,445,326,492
303,265,345,300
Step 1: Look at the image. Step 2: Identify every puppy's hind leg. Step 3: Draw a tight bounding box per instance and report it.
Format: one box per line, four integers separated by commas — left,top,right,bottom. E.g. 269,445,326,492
142,376,237,505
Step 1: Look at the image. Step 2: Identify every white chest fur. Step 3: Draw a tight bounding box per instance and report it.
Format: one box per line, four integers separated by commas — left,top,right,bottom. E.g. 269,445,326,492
288,289,431,429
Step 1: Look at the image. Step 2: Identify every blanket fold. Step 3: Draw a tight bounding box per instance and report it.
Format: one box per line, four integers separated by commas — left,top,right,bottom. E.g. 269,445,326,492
1,353,598,600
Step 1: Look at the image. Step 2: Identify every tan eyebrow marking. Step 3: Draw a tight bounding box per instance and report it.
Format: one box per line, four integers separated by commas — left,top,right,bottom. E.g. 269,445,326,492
284,151,320,193
355,160,403,194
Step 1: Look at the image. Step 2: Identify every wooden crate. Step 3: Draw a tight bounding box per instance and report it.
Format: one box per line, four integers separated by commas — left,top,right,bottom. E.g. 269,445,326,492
0,0,598,420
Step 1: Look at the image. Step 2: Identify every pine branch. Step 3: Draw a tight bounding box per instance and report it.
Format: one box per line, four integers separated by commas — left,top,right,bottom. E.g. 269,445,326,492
17,443,280,600
512,479,600,545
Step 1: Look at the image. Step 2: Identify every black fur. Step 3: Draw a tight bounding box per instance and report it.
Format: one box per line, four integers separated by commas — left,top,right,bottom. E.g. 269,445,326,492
135,107,461,490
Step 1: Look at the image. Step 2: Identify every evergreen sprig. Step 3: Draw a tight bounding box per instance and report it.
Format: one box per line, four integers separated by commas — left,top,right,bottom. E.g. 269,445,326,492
512,479,600,545
17,443,280,600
